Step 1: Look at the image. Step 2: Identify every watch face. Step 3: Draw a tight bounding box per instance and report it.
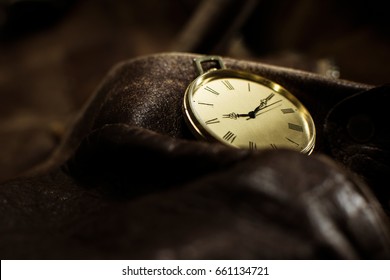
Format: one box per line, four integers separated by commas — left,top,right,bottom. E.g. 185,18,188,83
183,69,316,154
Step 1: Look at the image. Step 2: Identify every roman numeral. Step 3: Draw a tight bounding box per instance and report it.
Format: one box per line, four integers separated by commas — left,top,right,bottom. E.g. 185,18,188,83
288,123,303,132
281,108,295,114
222,80,234,90
248,82,251,92
197,102,214,106
249,141,257,150
205,86,220,95
270,143,278,149
205,118,220,125
222,131,237,143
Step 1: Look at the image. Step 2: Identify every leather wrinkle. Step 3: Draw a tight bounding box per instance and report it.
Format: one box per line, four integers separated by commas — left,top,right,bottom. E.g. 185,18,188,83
324,84,390,213
1,52,389,259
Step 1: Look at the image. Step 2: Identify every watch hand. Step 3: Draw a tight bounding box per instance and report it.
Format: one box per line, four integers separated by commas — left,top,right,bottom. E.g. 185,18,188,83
246,99,282,119
223,98,281,120
223,112,250,119
253,100,283,117
253,93,275,114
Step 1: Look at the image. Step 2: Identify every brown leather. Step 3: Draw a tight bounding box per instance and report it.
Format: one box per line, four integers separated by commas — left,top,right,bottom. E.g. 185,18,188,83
0,52,389,259
324,85,390,213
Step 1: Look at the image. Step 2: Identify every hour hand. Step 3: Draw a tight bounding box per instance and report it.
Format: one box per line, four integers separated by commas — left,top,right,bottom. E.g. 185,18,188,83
223,112,249,119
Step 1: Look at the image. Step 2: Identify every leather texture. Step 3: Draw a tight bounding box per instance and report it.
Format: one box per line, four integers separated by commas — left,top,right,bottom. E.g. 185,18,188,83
324,84,390,213
0,52,389,259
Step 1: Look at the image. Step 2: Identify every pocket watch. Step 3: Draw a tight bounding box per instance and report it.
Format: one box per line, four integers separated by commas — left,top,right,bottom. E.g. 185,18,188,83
183,56,316,154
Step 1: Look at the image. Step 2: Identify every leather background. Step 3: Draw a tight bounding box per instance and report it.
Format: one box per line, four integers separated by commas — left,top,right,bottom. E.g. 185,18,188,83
0,52,389,259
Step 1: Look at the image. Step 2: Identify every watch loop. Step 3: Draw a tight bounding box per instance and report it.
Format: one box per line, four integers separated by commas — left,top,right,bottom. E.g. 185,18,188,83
194,56,225,75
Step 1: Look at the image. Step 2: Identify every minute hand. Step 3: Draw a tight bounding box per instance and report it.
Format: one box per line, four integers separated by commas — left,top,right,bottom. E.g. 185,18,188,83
254,99,282,116
253,93,275,113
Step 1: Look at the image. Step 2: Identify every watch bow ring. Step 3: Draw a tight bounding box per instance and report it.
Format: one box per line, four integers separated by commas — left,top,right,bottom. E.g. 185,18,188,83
182,55,316,154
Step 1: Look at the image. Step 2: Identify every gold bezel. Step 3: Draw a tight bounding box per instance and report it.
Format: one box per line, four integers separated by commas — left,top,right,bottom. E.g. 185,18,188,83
183,69,316,154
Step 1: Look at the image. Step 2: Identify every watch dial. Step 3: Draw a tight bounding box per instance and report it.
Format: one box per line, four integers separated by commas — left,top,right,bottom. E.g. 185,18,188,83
184,71,315,154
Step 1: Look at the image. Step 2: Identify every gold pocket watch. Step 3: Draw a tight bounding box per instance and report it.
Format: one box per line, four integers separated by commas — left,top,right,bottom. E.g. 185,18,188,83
183,56,316,154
